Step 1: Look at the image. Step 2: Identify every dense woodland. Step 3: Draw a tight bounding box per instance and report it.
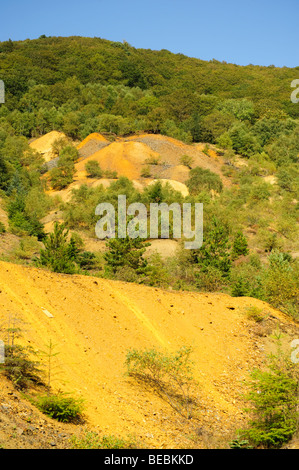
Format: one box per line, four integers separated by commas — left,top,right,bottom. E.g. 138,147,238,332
0,36,298,320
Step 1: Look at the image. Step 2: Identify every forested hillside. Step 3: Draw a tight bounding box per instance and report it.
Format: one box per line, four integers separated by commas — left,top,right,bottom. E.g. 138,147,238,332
0,36,298,320
0,36,298,450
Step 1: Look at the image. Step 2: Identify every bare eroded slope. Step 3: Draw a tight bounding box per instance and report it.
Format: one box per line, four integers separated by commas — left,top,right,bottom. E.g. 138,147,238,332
0,261,296,448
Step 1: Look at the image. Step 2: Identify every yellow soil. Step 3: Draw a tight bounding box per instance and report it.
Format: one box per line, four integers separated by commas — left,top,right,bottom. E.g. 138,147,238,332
76,141,161,180
72,132,231,186
76,132,109,150
29,131,67,162
145,239,178,259
0,260,295,448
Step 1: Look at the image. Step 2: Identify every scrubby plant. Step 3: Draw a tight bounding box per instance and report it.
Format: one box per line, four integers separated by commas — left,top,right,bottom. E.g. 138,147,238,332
237,336,299,448
0,315,43,390
85,160,103,178
141,165,151,178
104,236,150,277
243,305,267,323
34,393,84,423
194,216,231,277
125,346,197,419
186,166,223,195
262,250,298,315
49,155,75,190
145,155,161,165
231,231,249,260
179,154,194,169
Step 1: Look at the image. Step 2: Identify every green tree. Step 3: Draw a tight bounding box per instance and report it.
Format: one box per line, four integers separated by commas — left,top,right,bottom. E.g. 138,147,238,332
50,154,75,190
38,222,78,273
231,231,249,260
194,216,231,276
238,337,299,448
104,236,150,277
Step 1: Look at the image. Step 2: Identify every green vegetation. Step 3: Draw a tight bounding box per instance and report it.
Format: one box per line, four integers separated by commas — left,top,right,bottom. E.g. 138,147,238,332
179,154,194,169
34,393,84,423
85,160,103,178
105,236,150,279
125,346,197,419
70,432,138,449
236,335,299,448
0,36,297,319
37,222,98,274
0,315,43,390
186,167,223,194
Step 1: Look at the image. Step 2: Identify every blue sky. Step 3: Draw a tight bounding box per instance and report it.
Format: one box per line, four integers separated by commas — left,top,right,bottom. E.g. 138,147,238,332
0,0,298,67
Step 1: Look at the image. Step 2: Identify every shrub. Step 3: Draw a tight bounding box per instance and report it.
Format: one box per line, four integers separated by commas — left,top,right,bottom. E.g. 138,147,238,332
186,166,223,195
231,276,251,297
125,346,196,418
179,154,194,169
196,265,225,292
34,393,84,423
231,231,249,260
0,315,43,390
49,153,75,190
104,236,150,277
0,344,43,390
141,166,151,178
51,137,72,157
244,305,267,322
85,160,103,178
104,169,118,179
145,155,161,165
194,216,231,277
262,250,298,313
114,265,139,283
14,236,40,261
238,341,298,448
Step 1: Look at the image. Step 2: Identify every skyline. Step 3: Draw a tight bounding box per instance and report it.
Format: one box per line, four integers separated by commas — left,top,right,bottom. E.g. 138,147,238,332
0,0,298,68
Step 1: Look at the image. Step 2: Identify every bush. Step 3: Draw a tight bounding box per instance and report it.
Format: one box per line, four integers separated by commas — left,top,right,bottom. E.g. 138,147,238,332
196,265,225,292
145,155,161,165
231,231,249,260
85,160,103,178
125,346,196,418
231,276,251,297
0,315,43,390
141,166,151,178
243,305,267,322
14,236,41,261
186,166,223,195
104,236,150,277
104,169,118,179
0,344,43,390
179,155,194,169
262,251,298,313
50,153,76,190
194,216,231,277
238,344,298,448
34,393,84,423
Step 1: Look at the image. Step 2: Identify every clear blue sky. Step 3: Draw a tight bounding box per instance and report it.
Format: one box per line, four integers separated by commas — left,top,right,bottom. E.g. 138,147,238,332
0,0,298,67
